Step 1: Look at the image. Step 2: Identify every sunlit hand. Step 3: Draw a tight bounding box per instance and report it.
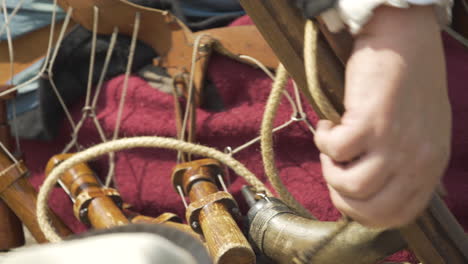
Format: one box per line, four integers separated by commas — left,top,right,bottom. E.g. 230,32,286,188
314,5,452,228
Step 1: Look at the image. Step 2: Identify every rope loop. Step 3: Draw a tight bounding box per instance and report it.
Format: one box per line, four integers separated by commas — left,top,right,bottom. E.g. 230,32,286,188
37,136,270,242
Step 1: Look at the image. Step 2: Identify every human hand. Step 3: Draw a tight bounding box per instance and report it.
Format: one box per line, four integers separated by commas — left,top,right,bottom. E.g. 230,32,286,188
314,5,452,228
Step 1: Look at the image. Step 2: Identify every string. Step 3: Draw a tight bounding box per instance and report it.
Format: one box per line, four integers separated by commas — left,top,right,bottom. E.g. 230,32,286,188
227,55,316,156
231,119,295,155
62,7,99,154
0,0,25,39
177,34,210,163
105,12,140,187
112,12,140,141
45,8,76,137
0,0,62,98
58,8,119,186
92,27,119,187
293,81,316,134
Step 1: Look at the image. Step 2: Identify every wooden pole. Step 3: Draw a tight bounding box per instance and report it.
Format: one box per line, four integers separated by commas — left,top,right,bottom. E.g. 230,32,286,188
239,0,346,117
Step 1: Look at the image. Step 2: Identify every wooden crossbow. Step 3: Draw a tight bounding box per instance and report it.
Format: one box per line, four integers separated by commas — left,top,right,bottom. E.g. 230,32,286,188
0,0,467,263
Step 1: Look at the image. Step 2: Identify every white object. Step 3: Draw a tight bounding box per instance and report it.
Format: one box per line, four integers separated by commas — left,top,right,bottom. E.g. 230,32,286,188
321,0,453,33
1,233,197,264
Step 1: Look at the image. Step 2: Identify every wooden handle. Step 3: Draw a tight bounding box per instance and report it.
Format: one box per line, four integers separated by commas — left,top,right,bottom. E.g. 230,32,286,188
85,196,129,229
0,200,24,250
172,159,255,264
400,194,468,264
0,147,71,243
1,177,72,243
46,154,129,229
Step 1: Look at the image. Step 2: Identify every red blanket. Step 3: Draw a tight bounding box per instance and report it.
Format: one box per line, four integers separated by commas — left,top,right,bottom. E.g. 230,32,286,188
23,17,467,263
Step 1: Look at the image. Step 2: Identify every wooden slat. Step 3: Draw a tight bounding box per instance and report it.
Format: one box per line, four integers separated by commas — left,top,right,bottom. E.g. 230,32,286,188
239,0,345,118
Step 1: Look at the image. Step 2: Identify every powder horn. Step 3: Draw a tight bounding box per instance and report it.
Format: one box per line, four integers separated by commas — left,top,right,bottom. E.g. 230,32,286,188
242,186,406,264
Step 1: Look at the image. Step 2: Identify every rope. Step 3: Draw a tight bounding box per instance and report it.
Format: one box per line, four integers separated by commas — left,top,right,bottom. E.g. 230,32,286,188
304,20,341,123
259,20,338,219
260,64,315,219
37,136,271,242
177,34,210,162
0,0,25,39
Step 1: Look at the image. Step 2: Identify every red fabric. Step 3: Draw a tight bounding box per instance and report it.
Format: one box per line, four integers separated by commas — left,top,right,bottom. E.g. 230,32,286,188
22,17,467,263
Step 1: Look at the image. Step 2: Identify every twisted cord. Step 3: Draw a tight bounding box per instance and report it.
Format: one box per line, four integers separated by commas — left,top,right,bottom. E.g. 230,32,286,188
37,136,271,242
260,64,314,219
304,20,340,123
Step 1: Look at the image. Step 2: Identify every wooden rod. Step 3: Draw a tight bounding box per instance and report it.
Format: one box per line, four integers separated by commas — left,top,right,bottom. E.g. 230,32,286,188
0,147,71,243
0,201,24,250
1,177,72,243
46,154,129,229
172,159,255,264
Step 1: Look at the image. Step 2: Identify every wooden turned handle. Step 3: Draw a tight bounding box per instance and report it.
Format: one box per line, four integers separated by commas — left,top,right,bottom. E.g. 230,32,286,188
0,200,24,250
85,196,129,229
173,159,255,264
198,199,254,264
46,154,129,229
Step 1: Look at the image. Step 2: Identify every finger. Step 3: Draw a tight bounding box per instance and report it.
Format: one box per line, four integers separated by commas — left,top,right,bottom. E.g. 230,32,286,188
315,119,369,162
320,152,392,200
328,167,438,228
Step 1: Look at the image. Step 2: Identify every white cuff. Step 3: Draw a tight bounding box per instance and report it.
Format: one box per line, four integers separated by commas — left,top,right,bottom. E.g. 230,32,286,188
321,0,453,34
